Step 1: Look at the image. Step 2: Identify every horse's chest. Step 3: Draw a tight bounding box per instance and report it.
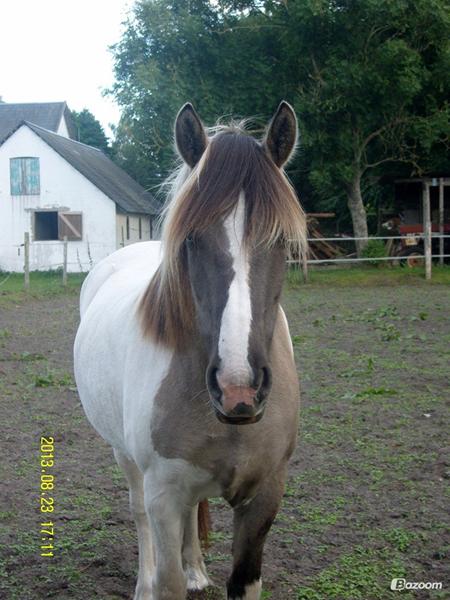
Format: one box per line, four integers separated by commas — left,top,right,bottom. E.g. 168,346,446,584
151,406,281,501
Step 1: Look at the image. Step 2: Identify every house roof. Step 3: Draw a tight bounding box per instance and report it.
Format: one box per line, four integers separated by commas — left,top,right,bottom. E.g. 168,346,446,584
0,101,77,140
20,123,159,215
0,120,158,215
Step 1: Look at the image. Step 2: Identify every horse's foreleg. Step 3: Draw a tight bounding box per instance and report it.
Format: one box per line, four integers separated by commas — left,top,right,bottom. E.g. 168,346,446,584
227,469,286,600
182,504,211,591
144,473,188,600
114,450,154,600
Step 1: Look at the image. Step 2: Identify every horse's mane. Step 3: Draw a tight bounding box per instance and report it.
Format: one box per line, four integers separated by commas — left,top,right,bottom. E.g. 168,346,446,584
139,123,306,350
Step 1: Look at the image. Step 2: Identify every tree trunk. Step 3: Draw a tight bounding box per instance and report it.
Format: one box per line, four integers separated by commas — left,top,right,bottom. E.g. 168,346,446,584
346,175,368,257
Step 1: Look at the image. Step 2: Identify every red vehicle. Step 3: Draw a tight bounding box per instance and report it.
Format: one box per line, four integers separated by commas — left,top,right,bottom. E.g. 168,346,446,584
395,223,450,267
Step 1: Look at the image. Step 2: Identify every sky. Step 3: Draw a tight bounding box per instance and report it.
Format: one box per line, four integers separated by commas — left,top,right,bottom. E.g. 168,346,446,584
0,0,133,139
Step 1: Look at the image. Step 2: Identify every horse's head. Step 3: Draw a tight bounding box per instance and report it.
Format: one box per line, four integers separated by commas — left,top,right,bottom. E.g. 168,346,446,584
186,205,286,425
141,103,306,424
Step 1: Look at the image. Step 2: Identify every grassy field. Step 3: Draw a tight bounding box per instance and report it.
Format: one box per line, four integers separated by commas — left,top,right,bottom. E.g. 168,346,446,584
0,266,448,599
0,271,85,306
1,264,449,305
288,264,450,286
282,268,449,599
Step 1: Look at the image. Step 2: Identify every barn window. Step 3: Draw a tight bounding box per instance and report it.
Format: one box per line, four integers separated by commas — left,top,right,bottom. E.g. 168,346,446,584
34,211,58,240
34,211,82,241
10,157,40,195
126,216,130,240
138,217,142,239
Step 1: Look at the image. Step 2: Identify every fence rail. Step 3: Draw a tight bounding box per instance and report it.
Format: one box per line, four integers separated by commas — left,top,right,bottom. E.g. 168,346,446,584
0,234,116,290
1,231,448,290
294,233,448,282
23,233,68,290
288,254,450,265
304,234,450,242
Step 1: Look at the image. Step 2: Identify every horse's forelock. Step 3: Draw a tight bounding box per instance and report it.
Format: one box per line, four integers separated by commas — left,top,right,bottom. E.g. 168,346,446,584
139,127,306,349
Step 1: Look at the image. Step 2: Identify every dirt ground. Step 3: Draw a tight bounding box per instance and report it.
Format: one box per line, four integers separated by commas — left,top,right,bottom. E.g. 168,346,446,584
0,279,448,599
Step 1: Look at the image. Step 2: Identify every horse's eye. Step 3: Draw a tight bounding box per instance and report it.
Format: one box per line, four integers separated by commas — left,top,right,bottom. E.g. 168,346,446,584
186,233,201,247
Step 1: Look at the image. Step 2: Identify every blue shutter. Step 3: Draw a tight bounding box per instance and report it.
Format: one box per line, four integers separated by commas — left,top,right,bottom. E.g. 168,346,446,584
26,158,40,194
10,157,40,195
10,158,22,195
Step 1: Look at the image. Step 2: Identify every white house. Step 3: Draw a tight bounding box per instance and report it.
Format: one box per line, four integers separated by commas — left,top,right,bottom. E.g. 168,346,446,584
0,102,159,272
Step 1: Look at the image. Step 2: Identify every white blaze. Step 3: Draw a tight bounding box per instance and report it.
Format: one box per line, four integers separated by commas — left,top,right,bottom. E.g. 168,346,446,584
218,194,253,385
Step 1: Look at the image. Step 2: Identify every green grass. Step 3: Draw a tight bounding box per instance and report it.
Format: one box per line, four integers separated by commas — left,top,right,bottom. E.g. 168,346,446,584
1,263,448,599
287,264,450,287
33,370,74,388
2,266,448,307
296,546,412,600
0,271,86,305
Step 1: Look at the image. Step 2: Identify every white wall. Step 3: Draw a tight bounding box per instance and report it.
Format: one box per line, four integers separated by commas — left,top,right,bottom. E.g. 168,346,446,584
116,212,151,246
57,116,70,138
0,125,117,272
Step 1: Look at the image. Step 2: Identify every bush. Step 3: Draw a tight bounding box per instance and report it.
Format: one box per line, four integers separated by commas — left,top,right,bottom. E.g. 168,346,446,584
361,239,387,266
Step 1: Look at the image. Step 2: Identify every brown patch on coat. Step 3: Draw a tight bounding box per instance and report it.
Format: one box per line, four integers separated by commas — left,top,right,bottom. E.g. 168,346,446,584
150,308,300,503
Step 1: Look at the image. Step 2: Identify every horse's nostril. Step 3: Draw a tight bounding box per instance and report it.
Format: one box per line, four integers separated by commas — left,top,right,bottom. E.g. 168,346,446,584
206,365,221,400
261,366,272,390
256,366,272,400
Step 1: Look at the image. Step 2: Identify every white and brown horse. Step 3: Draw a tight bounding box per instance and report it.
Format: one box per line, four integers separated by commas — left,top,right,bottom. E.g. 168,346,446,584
74,102,306,600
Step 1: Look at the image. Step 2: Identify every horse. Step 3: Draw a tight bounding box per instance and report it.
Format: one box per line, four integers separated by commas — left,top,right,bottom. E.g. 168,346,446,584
74,101,306,600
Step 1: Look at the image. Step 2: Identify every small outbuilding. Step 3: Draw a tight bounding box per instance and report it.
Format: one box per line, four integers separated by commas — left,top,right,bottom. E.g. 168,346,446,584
0,102,159,272
380,175,450,275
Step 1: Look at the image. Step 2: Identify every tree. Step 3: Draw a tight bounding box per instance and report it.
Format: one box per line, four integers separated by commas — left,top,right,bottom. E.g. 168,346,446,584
283,0,450,253
109,0,286,191
71,109,110,154
109,0,450,249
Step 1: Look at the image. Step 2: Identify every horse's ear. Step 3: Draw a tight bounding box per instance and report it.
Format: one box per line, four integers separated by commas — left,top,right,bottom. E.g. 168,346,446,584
264,101,298,168
175,103,208,168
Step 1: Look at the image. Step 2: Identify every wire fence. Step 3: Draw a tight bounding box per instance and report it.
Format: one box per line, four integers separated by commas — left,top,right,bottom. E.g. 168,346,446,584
290,233,449,281
1,231,448,290
292,254,450,265
1,234,117,289
303,234,450,242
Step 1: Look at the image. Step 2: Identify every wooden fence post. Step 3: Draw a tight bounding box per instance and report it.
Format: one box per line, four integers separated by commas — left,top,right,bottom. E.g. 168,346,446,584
422,182,432,281
24,232,30,291
301,251,308,283
62,236,68,286
439,178,444,266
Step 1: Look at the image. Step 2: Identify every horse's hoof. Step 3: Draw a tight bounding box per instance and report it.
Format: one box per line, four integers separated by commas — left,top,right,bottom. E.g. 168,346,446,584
227,578,262,599
185,564,211,591
134,578,153,600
